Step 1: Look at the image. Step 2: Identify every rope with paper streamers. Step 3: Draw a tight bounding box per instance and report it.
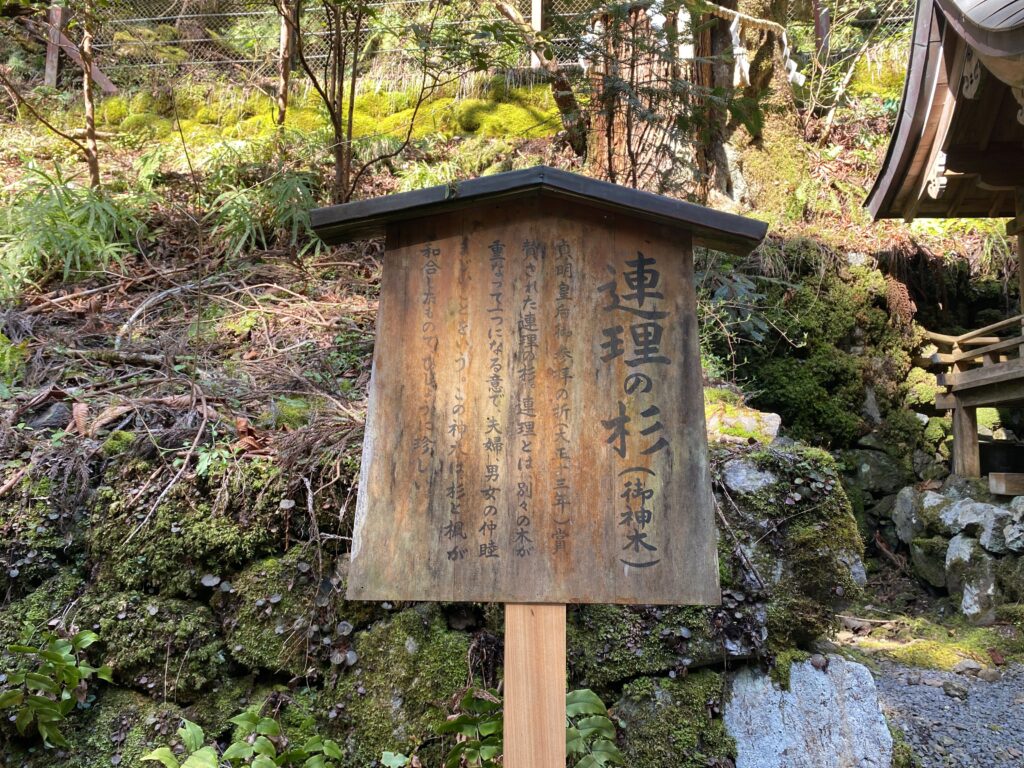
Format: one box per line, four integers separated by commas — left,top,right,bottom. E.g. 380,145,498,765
702,2,806,88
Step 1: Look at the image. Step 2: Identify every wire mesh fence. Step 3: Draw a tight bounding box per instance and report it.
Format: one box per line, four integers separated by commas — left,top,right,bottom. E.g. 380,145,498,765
88,0,554,86
783,0,915,106
76,0,916,99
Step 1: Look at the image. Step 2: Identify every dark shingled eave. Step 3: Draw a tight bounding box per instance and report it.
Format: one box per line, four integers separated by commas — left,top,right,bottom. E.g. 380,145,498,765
310,165,768,256
935,0,1024,58
866,0,1024,220
865,0,942,220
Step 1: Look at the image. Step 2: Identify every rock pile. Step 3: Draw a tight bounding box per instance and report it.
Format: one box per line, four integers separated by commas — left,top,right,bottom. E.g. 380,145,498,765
883,479,1024,624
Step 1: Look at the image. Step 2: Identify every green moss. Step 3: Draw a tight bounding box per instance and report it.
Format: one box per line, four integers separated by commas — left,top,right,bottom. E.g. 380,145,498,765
377,98,458,139
769,648,810,689
4,688,187,768
355,90,414,119
97,96,129,127
977,408,1002,431
75,590,226,702
0,478,81,598
996,556,1024,602
741,116,815,229
0,330,28,388
455,99,559,138
87,458,284,596
744,264,916,448
850,614,1024,669
878,409,925,468
217,547,383,678
750,447,864,650
704,387,742,406
568,604,710,692
99,430,137,458
888,722,921,768
0,568,81,646
904,368,940,409
257,396,313,430
120,113,174,138
322,605,469,766
849,48,907,102
615,672,735,767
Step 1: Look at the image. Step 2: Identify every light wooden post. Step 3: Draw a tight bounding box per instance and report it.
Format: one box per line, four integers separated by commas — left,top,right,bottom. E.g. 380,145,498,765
1015,188,1024,315
44,5,64,88
505,603,566,768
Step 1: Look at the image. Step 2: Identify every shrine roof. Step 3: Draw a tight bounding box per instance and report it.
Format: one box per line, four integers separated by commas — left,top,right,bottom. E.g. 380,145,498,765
310,166,768,256
866,0,1024,221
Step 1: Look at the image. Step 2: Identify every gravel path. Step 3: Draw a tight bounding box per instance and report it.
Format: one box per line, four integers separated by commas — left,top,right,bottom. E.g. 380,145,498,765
874,661,1024,766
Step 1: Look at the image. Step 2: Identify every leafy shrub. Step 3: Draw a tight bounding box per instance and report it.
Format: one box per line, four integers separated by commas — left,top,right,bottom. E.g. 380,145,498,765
0,165,148,298
0,627,113,748
206,170,321,258
384,688,622,768
143,713,344,768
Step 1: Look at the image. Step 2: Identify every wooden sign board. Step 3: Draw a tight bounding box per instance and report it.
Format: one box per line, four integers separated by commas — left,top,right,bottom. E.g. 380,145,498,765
310,167,768,606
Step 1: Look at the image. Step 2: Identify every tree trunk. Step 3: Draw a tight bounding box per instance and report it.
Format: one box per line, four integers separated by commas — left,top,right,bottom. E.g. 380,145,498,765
276,1,296,125
80,1,101,189
694,0,791,204
587,5,677,191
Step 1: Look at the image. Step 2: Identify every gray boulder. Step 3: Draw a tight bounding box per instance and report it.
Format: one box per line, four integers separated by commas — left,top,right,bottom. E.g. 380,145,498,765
843,450,910,495
892,487,923,545
945,534,997,625
1004,521,1024,553
938,500,1012,553
724,655,892,768
722,459,778,496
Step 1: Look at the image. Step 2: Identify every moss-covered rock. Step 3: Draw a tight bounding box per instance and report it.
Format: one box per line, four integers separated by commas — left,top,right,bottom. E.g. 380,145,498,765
0,567,81,646
75,590,226,702
216,548,384,678
569,445,863,691
321,604,469,766
613,672,734,768
909,536,948,588
87,458,284,596
0,477,83,599
3,687,186,768
742,264,919,448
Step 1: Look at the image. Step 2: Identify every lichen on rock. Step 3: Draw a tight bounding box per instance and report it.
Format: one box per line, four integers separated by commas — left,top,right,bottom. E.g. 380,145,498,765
614,672,735,768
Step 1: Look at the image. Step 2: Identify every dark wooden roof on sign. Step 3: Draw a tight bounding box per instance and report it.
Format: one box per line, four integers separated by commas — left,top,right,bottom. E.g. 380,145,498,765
867,0,1024,221
310,166,768,256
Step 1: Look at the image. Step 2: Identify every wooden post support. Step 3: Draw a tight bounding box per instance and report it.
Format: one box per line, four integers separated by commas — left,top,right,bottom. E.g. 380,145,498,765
530,0,543,69
44,5,64,88
952,400,981,478
1015,188,1024,315
505,603,566,768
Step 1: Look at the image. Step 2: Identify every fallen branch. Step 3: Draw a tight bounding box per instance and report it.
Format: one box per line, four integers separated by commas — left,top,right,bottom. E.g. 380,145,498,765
0,465,29,499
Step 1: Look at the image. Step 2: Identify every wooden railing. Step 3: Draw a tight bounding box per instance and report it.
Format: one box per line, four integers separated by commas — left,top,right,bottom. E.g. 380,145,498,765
925,313,1024,378
924,313,1024,404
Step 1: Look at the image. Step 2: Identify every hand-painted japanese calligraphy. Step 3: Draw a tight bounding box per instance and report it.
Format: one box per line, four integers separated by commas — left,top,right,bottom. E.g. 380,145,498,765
345,193,723,605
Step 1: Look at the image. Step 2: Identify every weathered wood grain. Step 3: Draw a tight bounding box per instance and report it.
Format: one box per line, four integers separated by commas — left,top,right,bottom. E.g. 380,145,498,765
348,195,720,604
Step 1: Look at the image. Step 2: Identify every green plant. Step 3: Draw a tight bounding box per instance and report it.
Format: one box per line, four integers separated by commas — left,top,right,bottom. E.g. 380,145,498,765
0,626,113,748
384,688,622,768
437,688,503,767
143,712,344,768
565,689,624,768
0,163,148,297
206,170,320,258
